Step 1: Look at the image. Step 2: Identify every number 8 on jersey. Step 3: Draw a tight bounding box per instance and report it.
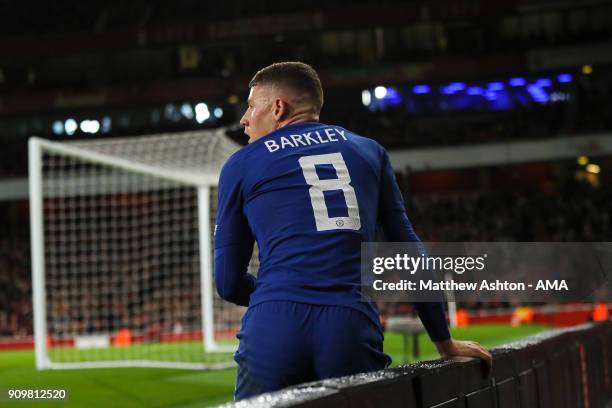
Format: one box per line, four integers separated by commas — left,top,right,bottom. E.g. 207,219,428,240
298,152,361,232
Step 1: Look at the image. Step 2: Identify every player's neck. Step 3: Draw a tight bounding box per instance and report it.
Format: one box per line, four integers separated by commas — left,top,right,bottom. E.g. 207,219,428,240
276,114,319,129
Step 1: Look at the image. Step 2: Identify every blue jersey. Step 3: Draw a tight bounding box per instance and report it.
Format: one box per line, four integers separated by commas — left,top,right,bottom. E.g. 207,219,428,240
214,122,450,341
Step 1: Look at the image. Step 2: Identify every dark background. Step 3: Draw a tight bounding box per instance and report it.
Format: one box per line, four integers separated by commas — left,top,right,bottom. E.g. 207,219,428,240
1,0,611,336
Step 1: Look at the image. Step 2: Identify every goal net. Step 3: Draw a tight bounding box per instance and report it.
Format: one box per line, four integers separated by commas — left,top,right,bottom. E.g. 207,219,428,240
29,128,256,370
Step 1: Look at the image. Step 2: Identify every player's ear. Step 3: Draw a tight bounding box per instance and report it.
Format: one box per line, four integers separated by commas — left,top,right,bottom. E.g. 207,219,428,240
273,97,288,121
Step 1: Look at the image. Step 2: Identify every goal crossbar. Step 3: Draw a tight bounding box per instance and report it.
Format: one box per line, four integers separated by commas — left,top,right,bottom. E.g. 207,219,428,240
29,129,244,370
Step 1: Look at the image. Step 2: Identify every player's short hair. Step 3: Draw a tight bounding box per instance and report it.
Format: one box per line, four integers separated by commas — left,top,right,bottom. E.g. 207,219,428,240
249,62,324,115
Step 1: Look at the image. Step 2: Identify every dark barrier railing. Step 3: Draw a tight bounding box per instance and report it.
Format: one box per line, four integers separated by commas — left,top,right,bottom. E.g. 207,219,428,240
220,321,612,408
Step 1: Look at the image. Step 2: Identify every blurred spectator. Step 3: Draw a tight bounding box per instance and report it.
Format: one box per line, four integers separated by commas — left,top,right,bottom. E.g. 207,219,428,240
1,177,610,336
0,236,31,337
410,180,612,242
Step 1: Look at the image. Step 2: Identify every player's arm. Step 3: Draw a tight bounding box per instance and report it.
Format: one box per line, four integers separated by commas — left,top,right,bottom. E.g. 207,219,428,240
377,149,492,368
377,148,451,342
215,244,255,307
214,156,256,307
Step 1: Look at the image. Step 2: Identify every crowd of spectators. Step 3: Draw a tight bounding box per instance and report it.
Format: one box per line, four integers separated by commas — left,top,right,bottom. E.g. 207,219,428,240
0,227,205,340
1,0,611,339
0,207,31,337
46,270,202,341
0,177,609,337
410,180,612,242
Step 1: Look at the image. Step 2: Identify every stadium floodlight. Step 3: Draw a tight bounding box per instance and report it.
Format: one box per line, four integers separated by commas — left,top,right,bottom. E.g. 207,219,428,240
447,82,466,91
64,119,78,136
577,156,589,166
485,91,497,101
52,121,64,136
79,120,100,134
535,78,552,87
195,103,210,123
412,85,430,94
181,103,195,120
29,128,253,370
586,163,600,174
374,86,387,99
101,117,112,133
164,104,181,122
487,82,504,91
361,90,372,106
557,73,572,83
527,85,548,103
509,77,526,87
440,86,455,95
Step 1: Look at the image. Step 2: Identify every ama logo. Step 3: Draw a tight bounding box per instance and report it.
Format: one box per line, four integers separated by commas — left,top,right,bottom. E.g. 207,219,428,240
535,280,568,290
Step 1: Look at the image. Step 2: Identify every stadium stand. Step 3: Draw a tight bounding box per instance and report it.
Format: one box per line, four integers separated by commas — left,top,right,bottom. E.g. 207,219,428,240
411,181,612,242
0,0,611,405
1,71,612,177
1,1,611,76
0,237,30,337
1,177,610,337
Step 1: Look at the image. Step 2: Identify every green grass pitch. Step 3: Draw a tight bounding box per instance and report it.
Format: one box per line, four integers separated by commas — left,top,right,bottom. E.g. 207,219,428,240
0,324,548,407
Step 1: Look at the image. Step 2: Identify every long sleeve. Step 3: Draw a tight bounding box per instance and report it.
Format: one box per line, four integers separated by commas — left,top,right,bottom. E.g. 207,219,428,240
378,149,451,342
214,244,255,307
214,154,256,307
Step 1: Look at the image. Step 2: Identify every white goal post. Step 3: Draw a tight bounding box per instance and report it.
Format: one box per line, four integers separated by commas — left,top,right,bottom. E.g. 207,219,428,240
29,128,254,370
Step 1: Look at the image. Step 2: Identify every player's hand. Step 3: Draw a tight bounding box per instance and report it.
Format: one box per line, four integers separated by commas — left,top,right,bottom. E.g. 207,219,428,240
434,338,493,369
